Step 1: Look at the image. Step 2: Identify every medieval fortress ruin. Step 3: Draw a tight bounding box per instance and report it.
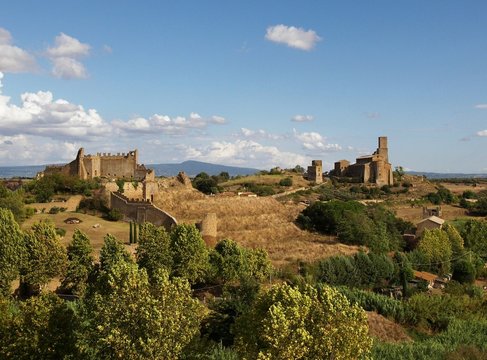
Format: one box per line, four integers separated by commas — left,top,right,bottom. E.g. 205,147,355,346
307,136,393,186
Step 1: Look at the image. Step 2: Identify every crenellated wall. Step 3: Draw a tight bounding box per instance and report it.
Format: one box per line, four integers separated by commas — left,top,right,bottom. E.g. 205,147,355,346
110,191,177,231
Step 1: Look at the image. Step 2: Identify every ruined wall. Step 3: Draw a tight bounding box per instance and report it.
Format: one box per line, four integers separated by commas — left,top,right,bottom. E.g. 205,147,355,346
110,192,177,231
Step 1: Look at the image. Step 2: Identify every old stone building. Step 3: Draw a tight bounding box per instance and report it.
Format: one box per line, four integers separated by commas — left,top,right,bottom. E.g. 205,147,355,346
43,148,154,181
332,136,393,186
307,160,323,184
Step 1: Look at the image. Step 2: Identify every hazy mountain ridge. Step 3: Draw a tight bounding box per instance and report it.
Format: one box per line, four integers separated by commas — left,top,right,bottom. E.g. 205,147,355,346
0,161,260,179
406,171,487,179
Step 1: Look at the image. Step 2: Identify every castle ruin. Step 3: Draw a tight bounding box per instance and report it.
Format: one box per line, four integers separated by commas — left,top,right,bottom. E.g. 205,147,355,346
307,160,323,184
43,148,154,182
331,136,393,186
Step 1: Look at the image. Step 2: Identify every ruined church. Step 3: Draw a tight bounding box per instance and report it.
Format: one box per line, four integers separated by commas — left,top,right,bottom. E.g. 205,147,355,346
331,136,393,186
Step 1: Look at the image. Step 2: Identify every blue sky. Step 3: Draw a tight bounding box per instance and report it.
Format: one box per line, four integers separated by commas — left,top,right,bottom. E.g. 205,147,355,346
0,1,486,172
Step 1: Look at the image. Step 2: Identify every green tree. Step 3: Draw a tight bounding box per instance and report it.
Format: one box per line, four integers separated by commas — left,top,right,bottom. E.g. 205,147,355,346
452,259,476,284
99,234,133,273
443,224,464,257
418,229,453,275
0,208,25,296
136,223,172,280
0,293,78,359
210,239,273,283
60,229,94,296
0,184,28,223
461,220,487,257
78,263,203,359
170,224,209,284
20,220,67,296
234,283,372,360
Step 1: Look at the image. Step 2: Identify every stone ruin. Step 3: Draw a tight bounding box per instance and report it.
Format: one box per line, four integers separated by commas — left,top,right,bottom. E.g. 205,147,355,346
331,136,393,186
307,160,323,184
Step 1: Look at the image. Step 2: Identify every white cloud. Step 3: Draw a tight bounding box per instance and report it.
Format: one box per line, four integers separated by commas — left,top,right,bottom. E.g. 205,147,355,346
210,115,227,124
0,133,79,165
291,114,314,122
293,129,342,152
477,130,487,137
103,45,113,54
46,33,90,58
46,33,90,79
112,113,224,135
239,127,281,140
265,24,321,51
51,57,88,79
183,139,307,169
474,104,487,109
0,28,37,73
0,72,109,140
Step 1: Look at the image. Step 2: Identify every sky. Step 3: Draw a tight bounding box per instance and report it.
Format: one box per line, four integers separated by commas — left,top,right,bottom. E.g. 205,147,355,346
0,1,486,172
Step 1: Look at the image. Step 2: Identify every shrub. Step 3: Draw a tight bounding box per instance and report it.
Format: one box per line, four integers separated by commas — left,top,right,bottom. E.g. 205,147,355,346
279,177,293,187
105,208,123,221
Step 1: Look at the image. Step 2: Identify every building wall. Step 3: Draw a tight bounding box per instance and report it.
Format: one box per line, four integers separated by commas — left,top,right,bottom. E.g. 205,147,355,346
416,221,442,237
110,192,177,231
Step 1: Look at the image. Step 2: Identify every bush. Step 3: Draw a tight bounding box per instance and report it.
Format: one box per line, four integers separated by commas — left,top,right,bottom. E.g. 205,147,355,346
55,227,67,237
279,177,293,187
105,208,123,221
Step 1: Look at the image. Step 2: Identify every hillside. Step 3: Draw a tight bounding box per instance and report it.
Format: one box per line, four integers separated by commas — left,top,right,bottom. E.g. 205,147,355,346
149,160,260,177
153,178,360,266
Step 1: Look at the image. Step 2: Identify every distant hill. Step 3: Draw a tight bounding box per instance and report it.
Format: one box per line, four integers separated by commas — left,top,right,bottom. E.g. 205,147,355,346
0,165,45,179
0,161,260,179
149,160,261,177
407,171,487,179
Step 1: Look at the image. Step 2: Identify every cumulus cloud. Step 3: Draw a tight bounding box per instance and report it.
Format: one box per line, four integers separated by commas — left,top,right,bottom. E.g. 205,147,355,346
112,113,226,135
291,114,314,122
265,24,321,51
182,139,307,169
293,129,342,152
477,130,487,137
474,104,487,109
0,133,79,165
0,72,109,140
0,28,37,73
239,128,281,140
46,33,91,79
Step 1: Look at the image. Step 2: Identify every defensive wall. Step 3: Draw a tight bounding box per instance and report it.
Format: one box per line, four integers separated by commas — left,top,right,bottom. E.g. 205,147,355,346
110,191,177,231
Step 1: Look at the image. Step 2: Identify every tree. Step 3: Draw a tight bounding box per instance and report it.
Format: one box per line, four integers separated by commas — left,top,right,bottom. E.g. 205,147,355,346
170,224,209,284
0,184,28,223
394,166,405,181
234,283,372,360
461,220,487,257
192,172,220,195
99,234,133,273
136,223,172,280
0,293,78,359
60,229,94,296
0,208,25,296
443,224,464,257
20,220,67,296
78,263,203,359
210,239,273,283
417,229,453,275
452,259,476,284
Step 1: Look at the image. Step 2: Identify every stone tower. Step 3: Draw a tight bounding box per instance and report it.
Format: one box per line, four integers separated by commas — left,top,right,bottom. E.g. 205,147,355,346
307,160,323,184
377,136,389,162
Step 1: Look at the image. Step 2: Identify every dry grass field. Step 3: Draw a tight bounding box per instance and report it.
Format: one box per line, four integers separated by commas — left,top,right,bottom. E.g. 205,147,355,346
22,212,130,259
219,172,311,191
393,204,469,223
367,311,411,343
155,186,360,267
